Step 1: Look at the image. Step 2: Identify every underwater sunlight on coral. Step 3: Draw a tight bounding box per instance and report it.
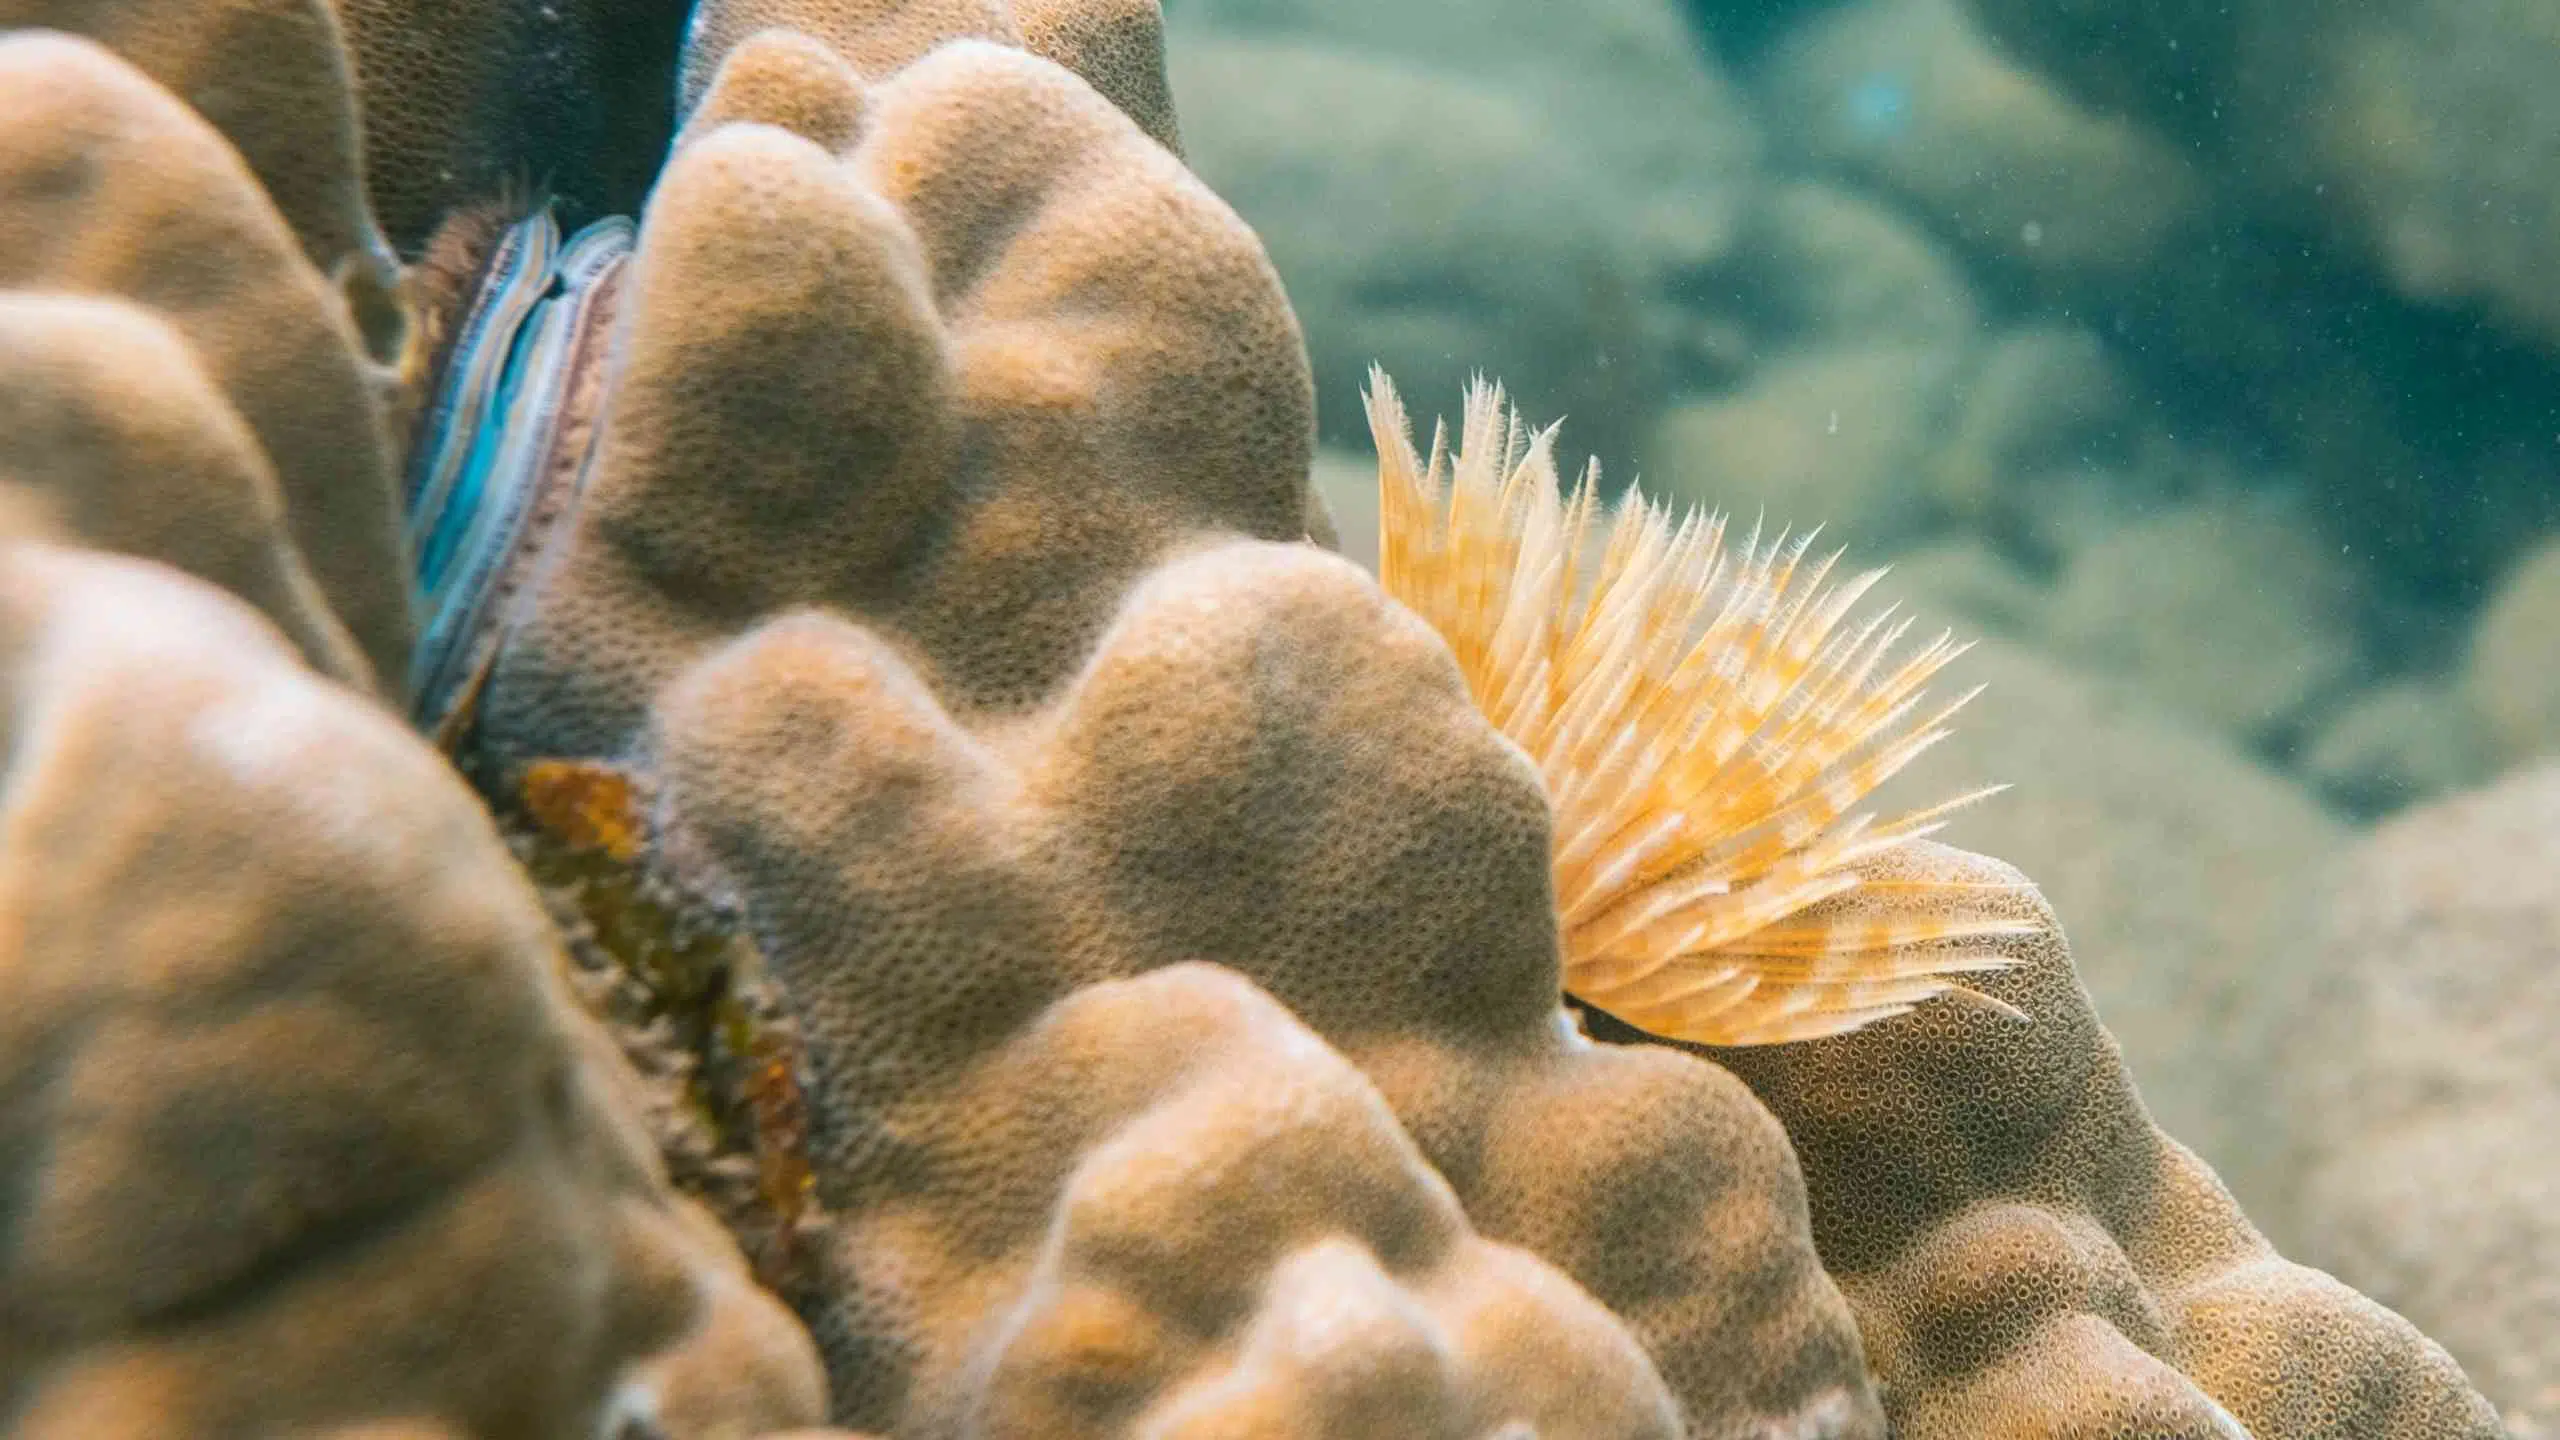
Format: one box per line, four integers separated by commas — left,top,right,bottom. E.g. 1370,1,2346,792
0,0,2549,1435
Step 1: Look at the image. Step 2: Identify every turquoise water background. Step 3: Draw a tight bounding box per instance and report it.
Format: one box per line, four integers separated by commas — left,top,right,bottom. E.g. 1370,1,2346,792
1157,4,2560,1420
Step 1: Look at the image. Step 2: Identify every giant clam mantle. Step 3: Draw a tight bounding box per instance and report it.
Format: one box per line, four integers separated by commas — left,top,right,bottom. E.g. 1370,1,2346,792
406,210,635,737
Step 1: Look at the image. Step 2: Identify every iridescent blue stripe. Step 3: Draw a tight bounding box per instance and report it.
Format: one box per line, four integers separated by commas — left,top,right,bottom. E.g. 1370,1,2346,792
406,213,555,542
405,210,635,721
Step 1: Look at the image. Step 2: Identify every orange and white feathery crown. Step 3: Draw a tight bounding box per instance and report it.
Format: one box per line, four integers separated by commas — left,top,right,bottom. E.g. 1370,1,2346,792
1367,367,2039,1046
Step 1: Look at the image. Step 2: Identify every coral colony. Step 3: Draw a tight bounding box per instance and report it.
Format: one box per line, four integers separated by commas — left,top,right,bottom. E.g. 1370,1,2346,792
0,2,2513,1437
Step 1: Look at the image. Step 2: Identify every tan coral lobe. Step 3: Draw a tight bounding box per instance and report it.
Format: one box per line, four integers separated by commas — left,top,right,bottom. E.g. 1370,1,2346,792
0,11,840,1435
0,29,413,691
1693,842,2505,1438
0,1,2516,1438
434,10,1884,1432
0,546,822,1440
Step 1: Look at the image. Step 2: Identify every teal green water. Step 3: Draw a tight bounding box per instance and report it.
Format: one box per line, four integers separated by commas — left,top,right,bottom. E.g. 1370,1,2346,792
1156,14,2560,1372
1161,0,2560,824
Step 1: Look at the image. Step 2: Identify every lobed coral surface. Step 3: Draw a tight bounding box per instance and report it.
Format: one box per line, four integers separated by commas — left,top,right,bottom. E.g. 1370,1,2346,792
0,1,2522,1437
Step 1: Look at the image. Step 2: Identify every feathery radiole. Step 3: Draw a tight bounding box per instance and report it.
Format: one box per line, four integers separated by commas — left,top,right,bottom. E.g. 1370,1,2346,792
1367,367,2039,1046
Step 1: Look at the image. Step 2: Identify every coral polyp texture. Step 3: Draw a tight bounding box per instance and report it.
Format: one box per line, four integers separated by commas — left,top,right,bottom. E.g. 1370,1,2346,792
0,544,823,1440
2285,765,2560,1430
782,958,1688,1438
0,23,412,688
1368,371,2029,1045
0,0,397,292
562,533,1876,1434
329,0,699,251
439,8,1880,1434
1679,844,2504,1439
0,1,2518,1438
0,13,821,1438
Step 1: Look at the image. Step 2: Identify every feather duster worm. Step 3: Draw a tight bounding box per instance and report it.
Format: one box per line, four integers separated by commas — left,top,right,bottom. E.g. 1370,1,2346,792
1368,368,2039,1046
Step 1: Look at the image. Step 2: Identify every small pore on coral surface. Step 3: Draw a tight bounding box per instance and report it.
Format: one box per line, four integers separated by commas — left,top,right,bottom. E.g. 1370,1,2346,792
1367,367,2040,1046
